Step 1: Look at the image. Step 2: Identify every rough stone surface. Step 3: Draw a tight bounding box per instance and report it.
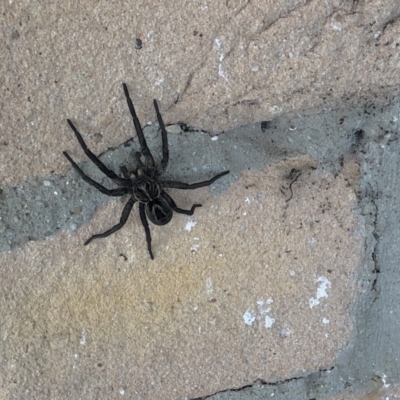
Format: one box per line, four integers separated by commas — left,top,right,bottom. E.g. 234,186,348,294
0,156,361,399
1,0,400,185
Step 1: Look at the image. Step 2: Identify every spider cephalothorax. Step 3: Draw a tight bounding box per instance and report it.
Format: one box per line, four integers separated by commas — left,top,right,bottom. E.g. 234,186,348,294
63,83,229,259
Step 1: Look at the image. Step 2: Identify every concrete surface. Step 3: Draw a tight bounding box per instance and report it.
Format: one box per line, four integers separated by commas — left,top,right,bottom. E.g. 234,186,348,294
1,1,400,399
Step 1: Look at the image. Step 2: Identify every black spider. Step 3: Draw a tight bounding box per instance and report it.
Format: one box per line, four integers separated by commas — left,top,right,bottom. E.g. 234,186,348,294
63,83,229,259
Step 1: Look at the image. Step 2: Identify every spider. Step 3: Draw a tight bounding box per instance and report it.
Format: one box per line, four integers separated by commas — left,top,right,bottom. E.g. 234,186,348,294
63,83,229,259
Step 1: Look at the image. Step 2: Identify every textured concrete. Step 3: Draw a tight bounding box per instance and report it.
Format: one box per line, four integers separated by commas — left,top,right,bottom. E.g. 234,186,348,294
1,0,400,186
0,154,361,399
1,1,400,399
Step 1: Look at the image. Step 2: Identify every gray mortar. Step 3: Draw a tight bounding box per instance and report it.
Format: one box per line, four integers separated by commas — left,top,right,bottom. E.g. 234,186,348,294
0,99,399,399
0,107,359,252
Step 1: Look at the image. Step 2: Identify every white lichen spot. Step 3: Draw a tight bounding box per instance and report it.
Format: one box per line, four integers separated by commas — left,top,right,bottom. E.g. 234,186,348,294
322,317,330,324
309,276,331,308
43,180,51,187
245,197,251,204
185,218,197,232
243,310,256,325
251,66,259,72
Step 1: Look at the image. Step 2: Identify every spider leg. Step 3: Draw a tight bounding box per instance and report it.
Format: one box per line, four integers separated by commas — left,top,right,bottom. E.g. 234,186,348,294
67,119,129,186
122,83,155,167
64,151,129,196
84,197,136,245
162,191,202,215
162,170,229,189
120,166,130,178
153,99,169,172
134,152,145,169
139,203,154,260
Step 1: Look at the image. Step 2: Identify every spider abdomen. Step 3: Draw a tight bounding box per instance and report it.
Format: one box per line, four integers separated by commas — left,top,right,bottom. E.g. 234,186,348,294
133,176,161,203
146,197,173,225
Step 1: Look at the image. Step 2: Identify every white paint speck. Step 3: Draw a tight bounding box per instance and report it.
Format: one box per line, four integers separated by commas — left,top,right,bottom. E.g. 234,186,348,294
251,66,259,72
243,310,256,325
322,317,330,324
191,244,200,253
279,328,291,338
243,297,275,329
154,77,164,86
289,270,296,276
191,237,200,253
308,237,317,245
309,276,331,308
43,180,51,187
382,374,390,388
245,197,251,204
68,223,77,232
200,1,208,10
214,38,228,82
119,388,125,395
80,331,86,346
269,105,282,115
185,218,197,232
218,63,228,81
206,277,213,297
265,315,275,328
211,136,219,141
258,297,273,309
